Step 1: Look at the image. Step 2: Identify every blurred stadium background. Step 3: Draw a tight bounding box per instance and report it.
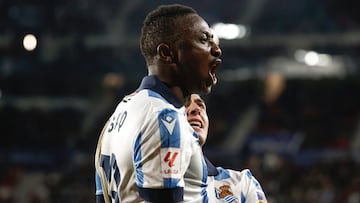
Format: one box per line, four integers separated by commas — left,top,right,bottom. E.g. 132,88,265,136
1,0,360,202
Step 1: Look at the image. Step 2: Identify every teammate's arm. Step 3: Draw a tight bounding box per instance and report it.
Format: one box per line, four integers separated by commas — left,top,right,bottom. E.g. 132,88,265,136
239,169,267,203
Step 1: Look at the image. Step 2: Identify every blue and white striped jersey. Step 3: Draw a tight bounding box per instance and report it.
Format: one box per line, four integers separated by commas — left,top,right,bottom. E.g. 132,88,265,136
205,158,267,203
95,75,208,203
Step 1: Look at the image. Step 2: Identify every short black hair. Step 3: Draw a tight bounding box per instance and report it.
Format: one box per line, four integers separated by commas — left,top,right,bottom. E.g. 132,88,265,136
140,4,197,65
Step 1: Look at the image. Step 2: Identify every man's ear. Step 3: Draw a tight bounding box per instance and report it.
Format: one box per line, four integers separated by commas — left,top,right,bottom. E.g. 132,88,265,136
156,43,174,63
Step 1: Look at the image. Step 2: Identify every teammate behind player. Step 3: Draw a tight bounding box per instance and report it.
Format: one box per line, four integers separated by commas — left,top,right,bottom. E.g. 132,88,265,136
95,4,222,203
185,94,268,203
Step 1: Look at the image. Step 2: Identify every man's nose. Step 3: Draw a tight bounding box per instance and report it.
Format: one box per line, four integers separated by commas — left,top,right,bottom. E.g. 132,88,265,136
211,43,222,57
187,105,200,116
190,109,199,115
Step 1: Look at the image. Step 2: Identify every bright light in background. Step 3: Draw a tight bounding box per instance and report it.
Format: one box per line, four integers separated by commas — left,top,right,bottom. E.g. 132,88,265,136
304,51,319,66
294,49,333,67
211,23,248,40
23,34,37,51
317,53,332,66
294,49,307,63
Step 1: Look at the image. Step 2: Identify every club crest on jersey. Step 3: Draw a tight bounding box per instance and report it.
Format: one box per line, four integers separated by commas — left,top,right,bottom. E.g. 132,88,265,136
160,148,181,178
215,184,238,203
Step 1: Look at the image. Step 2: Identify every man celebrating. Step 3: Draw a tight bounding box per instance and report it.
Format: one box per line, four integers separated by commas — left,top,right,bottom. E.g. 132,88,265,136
95,4,222,203
185,94,268,203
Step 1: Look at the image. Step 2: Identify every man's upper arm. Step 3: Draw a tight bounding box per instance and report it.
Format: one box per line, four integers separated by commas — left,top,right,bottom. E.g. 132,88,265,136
135,108,189,202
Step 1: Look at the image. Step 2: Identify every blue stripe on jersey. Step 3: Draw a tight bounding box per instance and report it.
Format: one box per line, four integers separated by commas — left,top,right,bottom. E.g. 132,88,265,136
241,192,246,203
252,178,261,190
95,171,106,203
224,195,237,203
214,167,231,180
96,195,106,203
201,157,208,203
134,132,144,187
158,109,180,148
201,188,208,203
164,178,181,188
245,169,252,178
112,191,119,203
193,131,199,139
110,153,121,187
95,172,103,195
193,131,201,145
245,169,262,190
148,90,168,104
100,155,111,182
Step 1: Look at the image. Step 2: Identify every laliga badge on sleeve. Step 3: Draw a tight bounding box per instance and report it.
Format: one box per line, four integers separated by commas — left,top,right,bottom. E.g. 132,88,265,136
160,148,181,178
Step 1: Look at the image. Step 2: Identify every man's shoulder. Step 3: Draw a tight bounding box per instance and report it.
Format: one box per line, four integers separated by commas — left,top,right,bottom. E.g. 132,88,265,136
120,89,183,120
128,89,170,105
214,167,256,182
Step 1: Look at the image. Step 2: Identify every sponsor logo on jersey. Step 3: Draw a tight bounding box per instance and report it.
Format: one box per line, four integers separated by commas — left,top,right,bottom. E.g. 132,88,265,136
160,148,181,178
161,115,176,135
163,151,178,167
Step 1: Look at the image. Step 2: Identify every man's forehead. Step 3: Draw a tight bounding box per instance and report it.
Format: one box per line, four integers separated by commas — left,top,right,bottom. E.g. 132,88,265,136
179,14,209,31
191,94,205,103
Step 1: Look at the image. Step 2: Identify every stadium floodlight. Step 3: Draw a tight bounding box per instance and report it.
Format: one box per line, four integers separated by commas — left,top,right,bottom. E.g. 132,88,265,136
211,23,248,40
23,34,37,51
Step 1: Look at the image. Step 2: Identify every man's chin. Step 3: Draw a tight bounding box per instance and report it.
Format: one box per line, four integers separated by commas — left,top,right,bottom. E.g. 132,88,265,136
201,86,212,94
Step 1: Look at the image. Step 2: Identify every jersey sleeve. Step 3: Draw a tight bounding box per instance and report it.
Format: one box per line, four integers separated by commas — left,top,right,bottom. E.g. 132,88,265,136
134,107,193,202
210,167,267,203
237,169,267,203
95,171,106,203
94,121,111,203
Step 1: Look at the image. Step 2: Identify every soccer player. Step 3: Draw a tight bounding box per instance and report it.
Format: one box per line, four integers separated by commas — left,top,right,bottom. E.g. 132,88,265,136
185,94,268,203
95,4,222,203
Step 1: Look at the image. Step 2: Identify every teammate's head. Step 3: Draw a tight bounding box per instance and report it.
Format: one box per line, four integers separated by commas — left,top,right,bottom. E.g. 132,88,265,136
185,94,209,146
140,4,222,97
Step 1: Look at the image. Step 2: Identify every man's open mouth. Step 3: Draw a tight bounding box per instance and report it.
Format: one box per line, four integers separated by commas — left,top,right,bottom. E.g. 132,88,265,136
209,58,222,85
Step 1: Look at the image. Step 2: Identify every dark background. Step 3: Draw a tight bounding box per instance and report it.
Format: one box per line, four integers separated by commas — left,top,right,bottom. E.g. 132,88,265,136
1,0,360,202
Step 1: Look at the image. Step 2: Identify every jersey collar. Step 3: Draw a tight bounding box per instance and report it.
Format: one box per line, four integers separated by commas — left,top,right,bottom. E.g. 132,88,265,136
205,156,218,176
137,75,183,108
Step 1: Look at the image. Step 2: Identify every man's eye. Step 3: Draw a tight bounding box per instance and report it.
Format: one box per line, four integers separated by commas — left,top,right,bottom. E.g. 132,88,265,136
200,34,209,42
200,37,208,43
